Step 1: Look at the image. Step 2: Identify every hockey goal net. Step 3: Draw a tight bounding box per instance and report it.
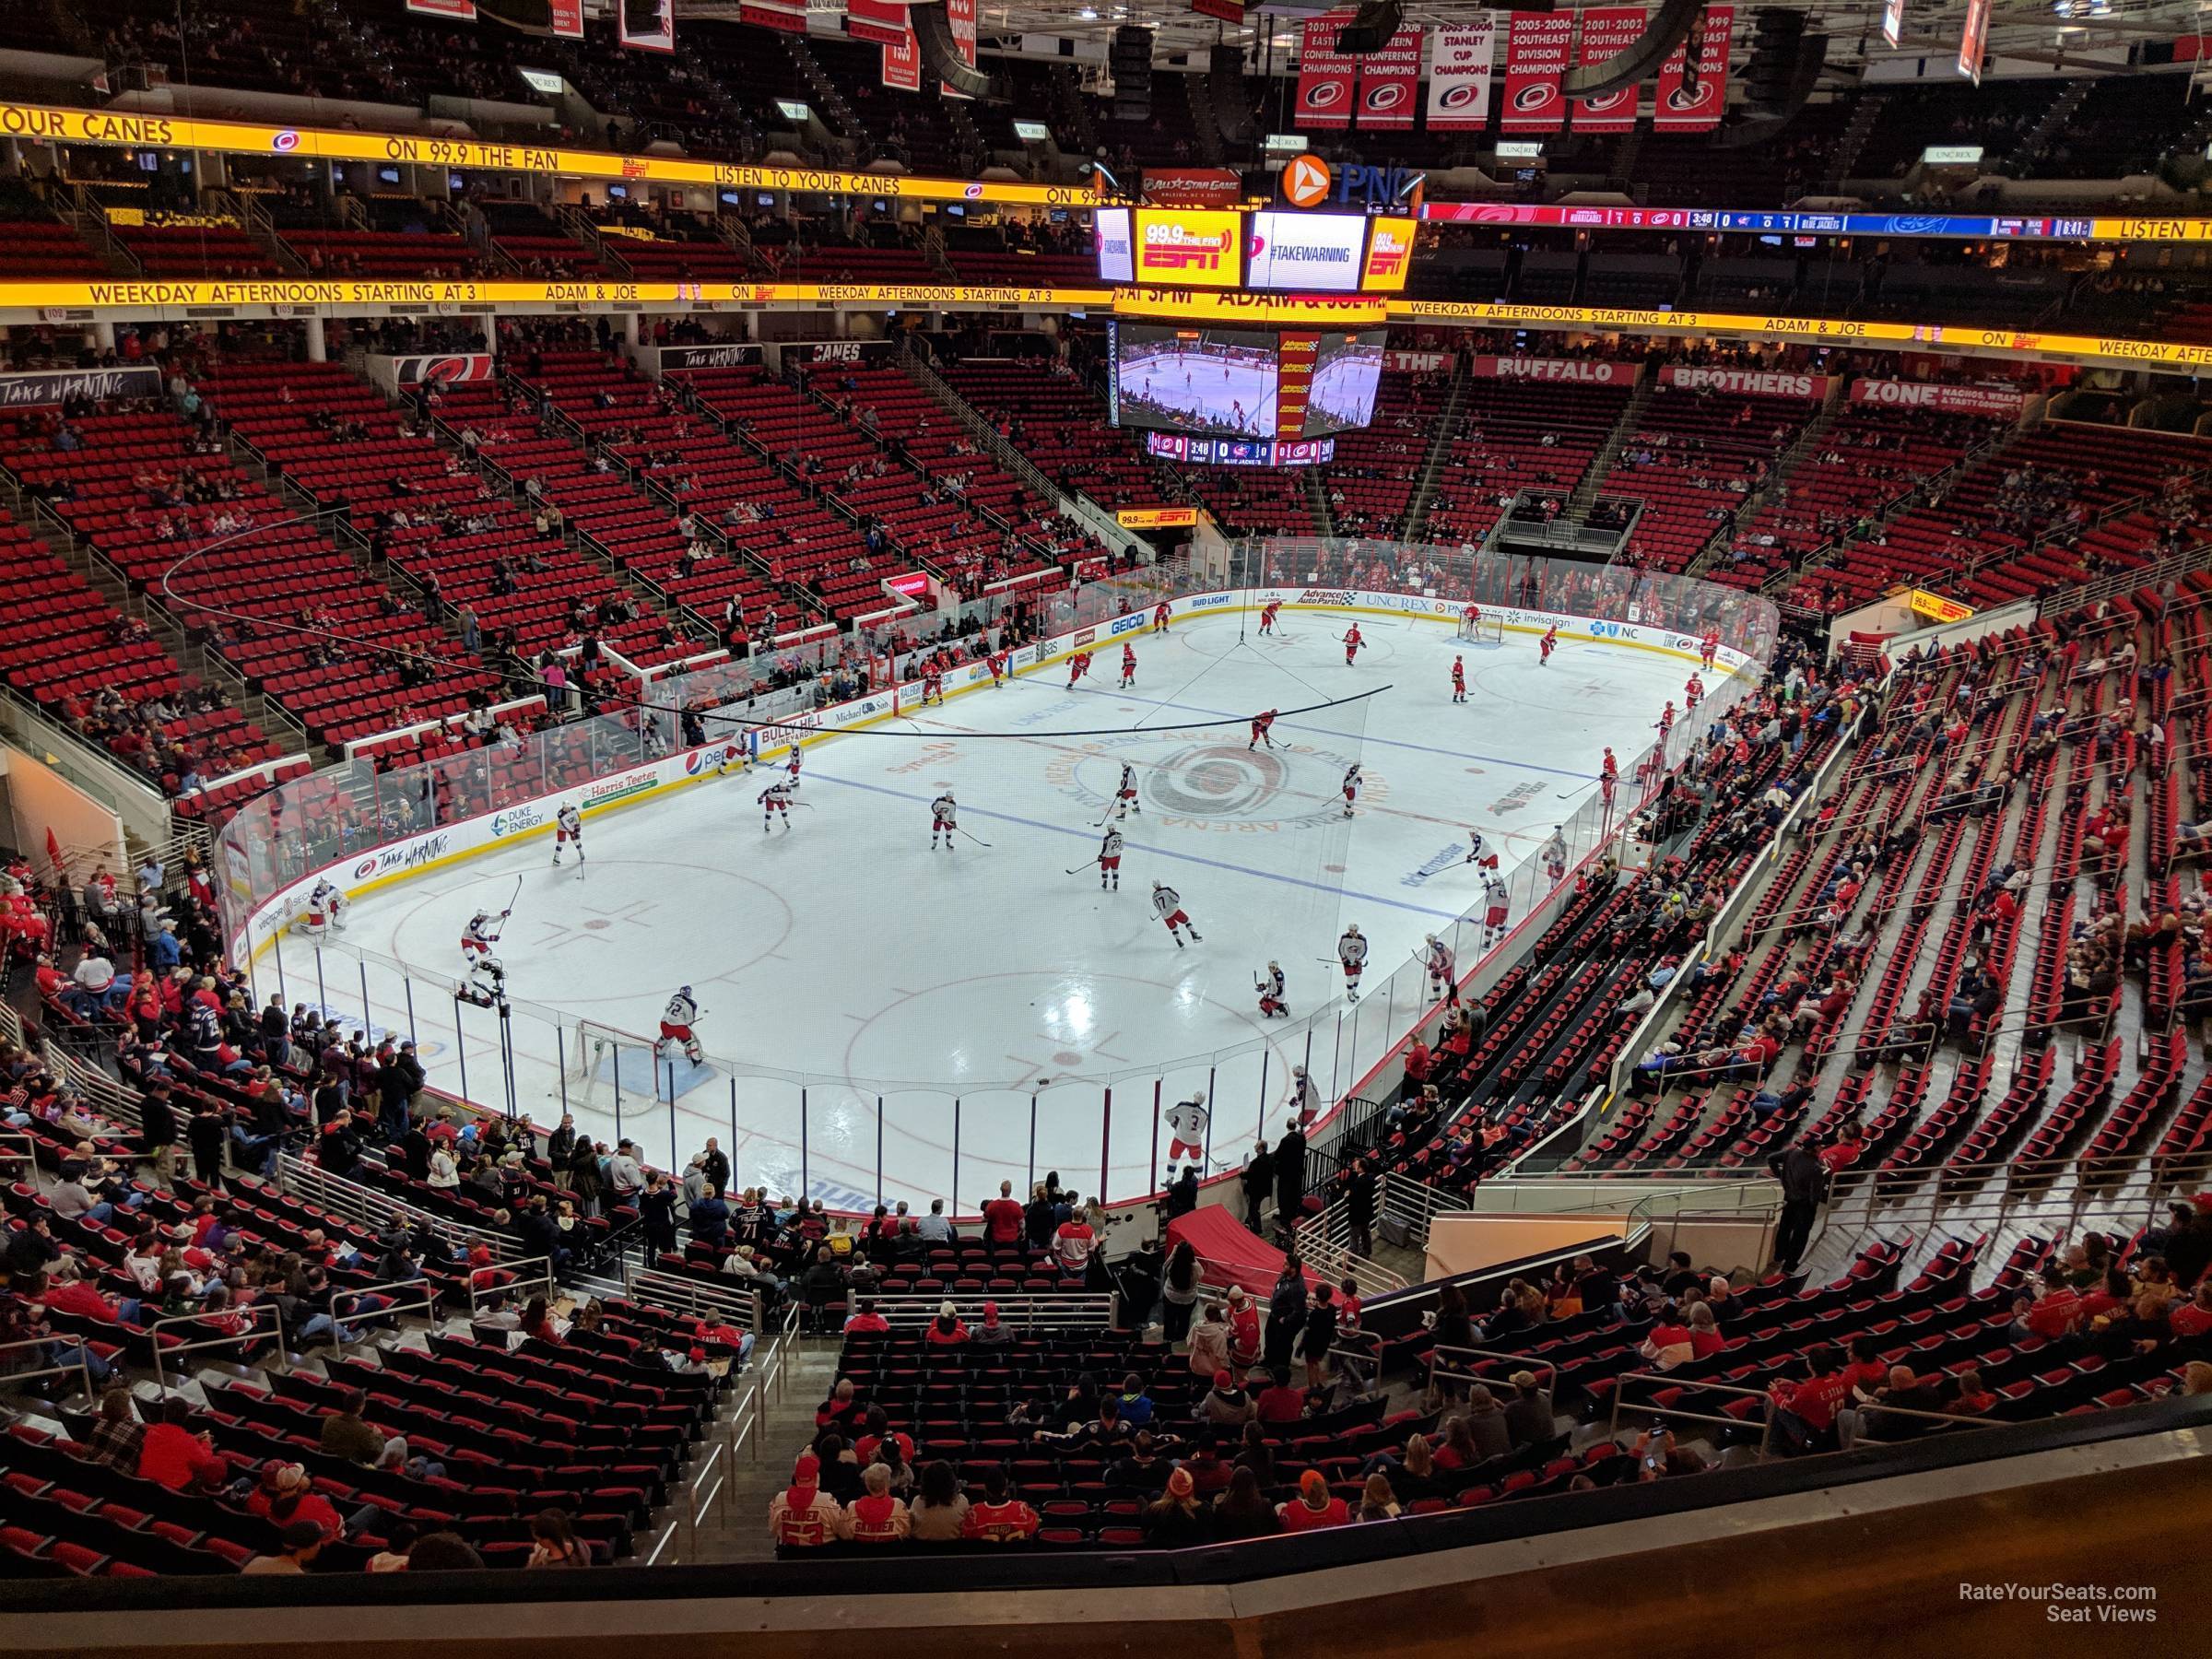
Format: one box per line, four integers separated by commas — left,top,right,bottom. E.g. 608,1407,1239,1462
563,1019,674,1110
1455,612,1504,646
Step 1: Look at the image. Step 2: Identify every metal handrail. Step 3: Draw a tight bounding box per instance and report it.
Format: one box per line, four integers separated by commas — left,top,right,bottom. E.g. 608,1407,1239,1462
627,1267,768,1332
859,1292,1116,1329
306,1275,441,1352
1424,1345,1559,1395
0,1335,98,1406
471,1255,553,1312
273,1153,524,1265
148,1301,283,1394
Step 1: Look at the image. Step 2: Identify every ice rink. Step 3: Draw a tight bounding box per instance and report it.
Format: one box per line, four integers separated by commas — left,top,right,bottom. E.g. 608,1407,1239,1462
306,609,1710,1209
1120,349,1277,437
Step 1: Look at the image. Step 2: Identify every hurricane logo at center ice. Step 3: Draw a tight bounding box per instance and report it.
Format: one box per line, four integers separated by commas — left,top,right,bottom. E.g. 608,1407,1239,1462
1153,744,1282,818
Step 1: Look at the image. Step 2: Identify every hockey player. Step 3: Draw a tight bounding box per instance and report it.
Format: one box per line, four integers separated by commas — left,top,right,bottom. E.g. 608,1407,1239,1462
1254,960,1288,1018
658,985,704,1065
1119,642,1137,689
1684,672,1705,712
713,735,751,776
552,803,583,866
1096,826,1124,890
1152,600,1171,634
986,648,1009,688
1700,629,1720,673
759,780,794,831
1541,825,1569,886
1425,934,1456,1003
1340,764,1362,819
461,907,508,970
1654,700,1677,744
1538,625,1558,666
299,878,347,938
1162,1089,1208,1171
1258,598,1282,635
1461,603,1482,636
1066,649,1091,690
1481,872,1511,949
930,791,959,850
1151,880,1202,947
921,666,945,707
1341,624,1364,666
784,742,803,788
1599,747,1618,807
1337,924,1369,1002
1249,708,1278,750
1285,1064,1320,1130
1464,827,1499,869
1115,761,1141,818
1451,655,1466,704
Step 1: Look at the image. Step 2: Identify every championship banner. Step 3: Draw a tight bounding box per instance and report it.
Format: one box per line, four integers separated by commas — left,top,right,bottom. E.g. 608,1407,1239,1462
940,0,979,100
1190,0,1244,20
1469,354,1630,383
406,0,476,18
549,1,583,40
1849,378,2027,418
882,18,923,91
1500,11,1573,132
846,0,910,47
1296,13,1359,129
1659,364,1829,398
1140,167,1244,207
0,363,162,408
1425,18,1497,132
620,0,676,53
1655,4,1732,133
1571,7,1647,133
1355,25,1424,131
1880,0,1905,48
1958,0,1990,84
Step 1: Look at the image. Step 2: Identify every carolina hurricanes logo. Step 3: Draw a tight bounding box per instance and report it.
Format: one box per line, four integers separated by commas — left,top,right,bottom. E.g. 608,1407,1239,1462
421,356,477,383
1441,81,1485,110
272,130,300,152
1512,83,1559,112
1364,83,1407,112
1304,81,1347,110
1665,86,1706,112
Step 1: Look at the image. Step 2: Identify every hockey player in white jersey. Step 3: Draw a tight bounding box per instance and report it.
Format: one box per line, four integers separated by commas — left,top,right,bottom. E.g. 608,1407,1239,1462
712,735,751,776
461,907,506,969
1285,1065,1320,1130
658,985,704,1065
1340,764,1362,819
1254,960,1288,1018
1151,880,1202,947
552,803,583,866
1162,1089,1209,1173
1482,871,1511,949
930,791,959,850
1425,934,1456,1003
1096,826,1124,890
1337,924,1369,1001
298,879,347,938
1464,827,1499,869
1541,825,1568,886
759,780,794,831
1114,761,1141,818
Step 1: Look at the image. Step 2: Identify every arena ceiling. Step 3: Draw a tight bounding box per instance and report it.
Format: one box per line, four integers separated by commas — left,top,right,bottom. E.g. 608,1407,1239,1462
715,2,2212,78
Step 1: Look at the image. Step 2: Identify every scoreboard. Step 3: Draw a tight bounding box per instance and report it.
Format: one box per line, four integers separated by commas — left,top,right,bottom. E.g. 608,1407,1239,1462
1093,206,1417,296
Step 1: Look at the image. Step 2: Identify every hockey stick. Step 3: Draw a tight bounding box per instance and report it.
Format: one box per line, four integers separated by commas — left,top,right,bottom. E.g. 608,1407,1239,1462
957,827,993,848
1065,861,1100,876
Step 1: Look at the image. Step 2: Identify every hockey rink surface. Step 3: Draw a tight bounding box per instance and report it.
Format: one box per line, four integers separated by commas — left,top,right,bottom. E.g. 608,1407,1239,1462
320,610,1702,1209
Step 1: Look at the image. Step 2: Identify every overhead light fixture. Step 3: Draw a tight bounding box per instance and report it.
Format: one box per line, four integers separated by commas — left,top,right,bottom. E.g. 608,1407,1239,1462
1079,6,1098,18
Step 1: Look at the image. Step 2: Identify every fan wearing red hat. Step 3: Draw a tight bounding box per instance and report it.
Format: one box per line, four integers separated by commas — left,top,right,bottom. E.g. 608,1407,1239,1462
768,1453,841,1547
1277,1469,1351,1532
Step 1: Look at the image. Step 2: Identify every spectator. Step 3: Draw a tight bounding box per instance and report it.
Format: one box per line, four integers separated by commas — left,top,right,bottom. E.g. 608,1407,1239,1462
1160,1239,1201,1342
981,1180,1024,1248
243,1521,325,1575
137,1396,228,1490
1356,1473,1402,1523
1300,1280,1338,1391
318,1388,406,1467
81,1386,146,1471
1253,1365,1307,1426
1211,1466,1280,1539
525,1508,590,1568
1462,1385,1512,1462
908,1459,971,1540
1186,1303,1231,1379
961,1467,1041,1541
1276,1469,1350,1532
1142,1466,1207,1546
1199,1368,1254,1429
407,1533,486,1571
1502,1370,1555,1448
838,1462,911,1542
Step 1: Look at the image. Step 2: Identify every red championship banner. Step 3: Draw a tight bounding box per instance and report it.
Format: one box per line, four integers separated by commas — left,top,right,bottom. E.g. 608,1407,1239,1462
1500,12,1573,132
620,0,676,53
406,0,476,18
740,2,808,33
940,0,979,99
1355,25,1425,131
548,0,583,39
1571,7,1647,133
1958,0,1991,84
846,0,909,47
1190,0,1245,20
882,16,922,90
1425,18,1497,132
1655,4,1732,132
1296,13,1359,129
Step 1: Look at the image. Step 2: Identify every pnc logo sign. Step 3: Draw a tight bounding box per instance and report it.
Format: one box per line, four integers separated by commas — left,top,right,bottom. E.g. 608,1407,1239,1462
1282,154,1333,209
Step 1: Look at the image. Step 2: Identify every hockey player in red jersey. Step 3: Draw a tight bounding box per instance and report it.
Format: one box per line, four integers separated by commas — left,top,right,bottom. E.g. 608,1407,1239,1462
921,667,945,707
1451,655,1466,704
1119,643,1137,688
1259,599,1281,635
1153,601,1171,633
1599,747,1618,808
1341,624,1363,665
1684,672,1704,712
1249,709,1277,749
1066,649,1091,690
1538,626,1558,665
1700,629,1720,672
986,649,1008,688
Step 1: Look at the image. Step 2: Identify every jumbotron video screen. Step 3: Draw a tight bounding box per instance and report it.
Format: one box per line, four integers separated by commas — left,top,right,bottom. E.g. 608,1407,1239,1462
1111,323,1385,440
